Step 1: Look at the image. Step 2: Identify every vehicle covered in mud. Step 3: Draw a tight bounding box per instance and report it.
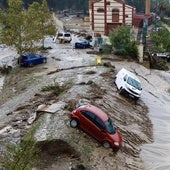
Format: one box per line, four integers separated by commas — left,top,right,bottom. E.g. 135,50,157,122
74,39,93,49
70,104,123,151
114,68,142,100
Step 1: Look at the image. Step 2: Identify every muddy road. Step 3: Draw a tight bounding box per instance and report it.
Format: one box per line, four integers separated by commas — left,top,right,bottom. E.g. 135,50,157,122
0,36,169,169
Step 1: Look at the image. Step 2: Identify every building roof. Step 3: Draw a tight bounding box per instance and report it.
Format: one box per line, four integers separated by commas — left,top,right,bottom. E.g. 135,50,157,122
90,0,125,3
78,104,109,121
90,0,134,9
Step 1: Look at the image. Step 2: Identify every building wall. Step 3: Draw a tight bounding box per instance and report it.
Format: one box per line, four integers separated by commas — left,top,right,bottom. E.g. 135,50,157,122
89,0,134,35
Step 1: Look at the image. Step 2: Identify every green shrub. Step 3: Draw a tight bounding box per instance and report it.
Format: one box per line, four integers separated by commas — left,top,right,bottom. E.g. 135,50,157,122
109,26,138,58
1,124,40,170
101,44,112,54
41,81,64,95
113,48,127,56
150,57,169,71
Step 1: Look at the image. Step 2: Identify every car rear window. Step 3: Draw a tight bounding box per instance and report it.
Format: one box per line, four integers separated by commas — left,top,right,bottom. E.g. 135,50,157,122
64,33,71,37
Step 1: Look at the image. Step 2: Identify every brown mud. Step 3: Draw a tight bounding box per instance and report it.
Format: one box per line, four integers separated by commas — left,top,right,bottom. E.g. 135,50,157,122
0,55,153,169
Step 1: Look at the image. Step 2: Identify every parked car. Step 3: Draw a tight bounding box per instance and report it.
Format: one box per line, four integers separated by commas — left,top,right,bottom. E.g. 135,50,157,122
70,104,123,151
54,32,72,43
75,39,93,49
114,68,142,100
18,53,47,67
152,27,162,32
151,52,170,60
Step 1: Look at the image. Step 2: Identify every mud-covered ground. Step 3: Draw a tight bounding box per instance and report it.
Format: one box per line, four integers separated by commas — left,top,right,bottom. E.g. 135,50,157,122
1,15,170,170
0,39,153,170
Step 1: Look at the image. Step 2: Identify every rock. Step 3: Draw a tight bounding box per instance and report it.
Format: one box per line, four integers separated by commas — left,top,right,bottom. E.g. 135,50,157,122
27,112,37,125
37,101,66,114
12,131,20,138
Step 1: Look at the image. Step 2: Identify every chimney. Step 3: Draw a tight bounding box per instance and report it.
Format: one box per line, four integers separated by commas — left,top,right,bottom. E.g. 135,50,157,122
145,0,150,15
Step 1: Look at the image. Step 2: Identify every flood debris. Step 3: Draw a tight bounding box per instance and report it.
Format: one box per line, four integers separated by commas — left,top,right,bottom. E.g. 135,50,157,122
37,101,66,114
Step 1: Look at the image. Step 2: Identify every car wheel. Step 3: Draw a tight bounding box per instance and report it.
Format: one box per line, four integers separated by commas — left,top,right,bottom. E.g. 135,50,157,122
43,58,47,63
134,96,139,102
70,119,79,128
103,141,111,148
29,62,33,67
119,87,124,94
113,77,117,84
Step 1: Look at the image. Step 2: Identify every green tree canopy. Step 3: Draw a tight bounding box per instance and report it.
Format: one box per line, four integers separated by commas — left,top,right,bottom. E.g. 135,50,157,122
151,27,170,52
109,26,138,58
0,0,56,56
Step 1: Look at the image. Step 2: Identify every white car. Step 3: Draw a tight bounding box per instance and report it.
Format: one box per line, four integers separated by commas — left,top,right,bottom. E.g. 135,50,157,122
114,68,142,100
151,52,170,59
54,32,72,43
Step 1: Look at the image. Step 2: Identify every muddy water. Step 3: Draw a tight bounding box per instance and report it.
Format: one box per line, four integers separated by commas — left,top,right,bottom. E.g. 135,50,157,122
112,61,170,169
141,71,170,170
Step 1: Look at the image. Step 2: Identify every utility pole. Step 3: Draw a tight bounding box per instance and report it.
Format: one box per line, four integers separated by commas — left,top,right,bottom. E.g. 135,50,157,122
145,0,151,15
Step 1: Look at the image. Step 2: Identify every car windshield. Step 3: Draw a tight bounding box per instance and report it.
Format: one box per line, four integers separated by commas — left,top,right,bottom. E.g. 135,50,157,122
105,118,116,134
79,39,87,43
64,33,71,37
127,77,141,90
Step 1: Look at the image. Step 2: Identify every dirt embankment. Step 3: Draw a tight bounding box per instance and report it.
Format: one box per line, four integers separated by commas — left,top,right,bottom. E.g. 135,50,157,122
0,45,153,170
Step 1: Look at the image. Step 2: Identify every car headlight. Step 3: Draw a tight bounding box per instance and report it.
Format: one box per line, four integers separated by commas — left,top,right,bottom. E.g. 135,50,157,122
125,84,129,89
114,142,119,146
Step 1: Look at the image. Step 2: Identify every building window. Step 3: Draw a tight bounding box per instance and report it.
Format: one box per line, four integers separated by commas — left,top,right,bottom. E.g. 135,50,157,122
112,8,119,14
126,14,128,18
106,1,110,5
112,8,119,22
97,8,105,13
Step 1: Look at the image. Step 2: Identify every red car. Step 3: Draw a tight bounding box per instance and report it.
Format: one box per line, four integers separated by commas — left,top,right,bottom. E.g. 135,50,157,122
70,104,123,151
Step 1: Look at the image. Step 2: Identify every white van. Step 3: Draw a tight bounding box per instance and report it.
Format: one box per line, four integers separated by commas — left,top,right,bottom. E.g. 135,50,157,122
57,32,72,43
114,68,142,100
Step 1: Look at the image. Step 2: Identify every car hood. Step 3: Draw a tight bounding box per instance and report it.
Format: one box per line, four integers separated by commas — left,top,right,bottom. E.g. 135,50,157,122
110,130,123,142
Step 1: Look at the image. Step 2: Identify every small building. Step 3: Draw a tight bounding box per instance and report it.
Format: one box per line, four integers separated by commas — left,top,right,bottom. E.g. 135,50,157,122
133,14,154,28
89,0,135,36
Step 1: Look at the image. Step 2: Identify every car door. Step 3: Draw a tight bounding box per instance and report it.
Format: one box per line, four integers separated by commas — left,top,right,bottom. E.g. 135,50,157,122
34,54,42,64
29,55,36,65
92,116,107,142
80,111,106,142
79,110,96,135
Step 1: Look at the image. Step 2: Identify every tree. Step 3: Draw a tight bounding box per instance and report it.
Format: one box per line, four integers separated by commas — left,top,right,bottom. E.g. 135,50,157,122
109,26,138,58
26,0,56,49
0,0,27,56
151,27,170,52
38,0,56,48
0,0,56,56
